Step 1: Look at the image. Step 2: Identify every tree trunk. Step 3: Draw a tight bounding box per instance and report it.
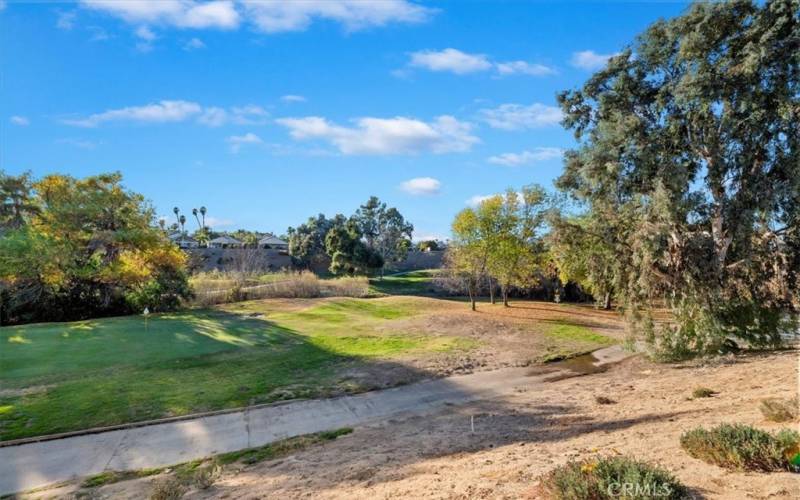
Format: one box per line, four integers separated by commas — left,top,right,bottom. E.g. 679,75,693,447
468,280,476,311
502,285,509,307
603,292,612,310
489,282,495,305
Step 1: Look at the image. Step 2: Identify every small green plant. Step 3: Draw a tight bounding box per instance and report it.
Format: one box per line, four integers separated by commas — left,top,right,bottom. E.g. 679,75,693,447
760,398,798,423
691,387,716,398
537,455,689,499
190,463,220,490
680,424,800,472
149,477,186,500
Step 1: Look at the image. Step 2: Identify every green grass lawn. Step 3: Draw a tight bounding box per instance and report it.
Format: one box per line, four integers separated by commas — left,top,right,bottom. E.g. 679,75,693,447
369,269,439,296
0,297,467,441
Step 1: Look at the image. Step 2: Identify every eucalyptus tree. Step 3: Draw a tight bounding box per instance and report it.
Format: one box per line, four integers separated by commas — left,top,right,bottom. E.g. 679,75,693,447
556,0,800,357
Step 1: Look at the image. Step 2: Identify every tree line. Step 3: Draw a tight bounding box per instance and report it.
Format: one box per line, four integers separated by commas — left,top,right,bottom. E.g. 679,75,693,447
447,0,800,360
287,196,414,277
0,172,191,325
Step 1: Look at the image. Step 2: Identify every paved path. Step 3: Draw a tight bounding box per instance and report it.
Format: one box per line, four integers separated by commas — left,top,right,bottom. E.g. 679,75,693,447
0,346,631,495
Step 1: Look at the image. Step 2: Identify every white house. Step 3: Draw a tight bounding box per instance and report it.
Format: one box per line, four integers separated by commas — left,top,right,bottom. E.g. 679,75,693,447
168,232,199,249
208,235,242,249
258,234,289,250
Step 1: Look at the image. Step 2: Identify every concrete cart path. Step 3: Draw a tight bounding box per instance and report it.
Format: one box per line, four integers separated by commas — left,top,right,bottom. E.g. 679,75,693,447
0,346,631,495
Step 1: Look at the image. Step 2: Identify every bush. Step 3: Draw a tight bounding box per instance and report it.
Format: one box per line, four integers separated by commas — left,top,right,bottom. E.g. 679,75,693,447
760,398,798,423
537,455,689,499
691,387,716,398
149,477,186,500
680,424,800,472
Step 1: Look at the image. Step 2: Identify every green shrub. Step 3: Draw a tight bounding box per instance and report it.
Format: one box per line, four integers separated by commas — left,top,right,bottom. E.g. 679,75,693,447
537,455,689,499
680,424,800,472
691,387,716,398
760,398,798,423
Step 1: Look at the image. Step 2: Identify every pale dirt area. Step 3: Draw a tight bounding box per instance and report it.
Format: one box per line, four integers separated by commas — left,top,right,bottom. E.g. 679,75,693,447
38,350,799,500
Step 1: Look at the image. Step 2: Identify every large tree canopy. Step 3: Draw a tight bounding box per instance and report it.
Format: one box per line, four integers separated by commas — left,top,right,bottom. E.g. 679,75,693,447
0,172,190,324
557,0,799,357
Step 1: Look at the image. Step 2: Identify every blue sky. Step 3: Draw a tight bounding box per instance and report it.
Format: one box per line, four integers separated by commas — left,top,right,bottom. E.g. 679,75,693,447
0,1,688,239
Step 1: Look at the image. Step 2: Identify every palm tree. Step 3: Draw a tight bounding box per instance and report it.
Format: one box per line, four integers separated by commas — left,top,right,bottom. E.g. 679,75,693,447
158,218,166,231
199,206,207,229
179,215,186,234
173,206,180,226
192,208,201,229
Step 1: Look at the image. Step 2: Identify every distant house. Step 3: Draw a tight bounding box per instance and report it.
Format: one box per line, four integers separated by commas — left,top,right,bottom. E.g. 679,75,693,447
208,235,242,249
258,234,289,250
168,232,199,249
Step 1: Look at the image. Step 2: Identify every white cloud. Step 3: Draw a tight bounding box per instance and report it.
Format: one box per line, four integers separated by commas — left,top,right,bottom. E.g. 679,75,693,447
63,100,202,127
204,216,234,228
280,94,306,103
400,177,441,196
242,0,434,33
495,60,556,76
197,104,269,126
570,50,620,70
409,48,492,74
406,48,555,77
57,10,77,30
276,115,478,155
479,102,562,130
487,147,563,166
466,194,496,207
10,116,29,126
184,37,206,50
226,132,262,152
135,25,156,41
80,0,240,29
81,1,432,34
0,1,6,12
63,101,268,127
467,192,524,207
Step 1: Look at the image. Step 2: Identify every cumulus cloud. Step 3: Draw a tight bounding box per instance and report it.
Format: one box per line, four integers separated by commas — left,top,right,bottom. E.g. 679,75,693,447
487,147,563,166
197,105,269,126
495,60,556,76
280,94,306,103
406,48,555,77
400,177,441,196
276,115,478,155
466,194,496,207
63,101,268,127
570,50,620,70
10,116,30,126
479,102,562,130
80,0,240,29
63,100,202,127
184,37,206,50
80,0,432,34
409,48,492,74
226,132,262,152
242,0,433,33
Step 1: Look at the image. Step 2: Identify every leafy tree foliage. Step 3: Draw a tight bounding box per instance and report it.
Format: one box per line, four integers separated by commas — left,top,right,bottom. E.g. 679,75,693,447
0,171,38,231
287,213,342,269
353,196,414,274
325,218,384,276
557,0,800,357
0,172,190,324
486,186,550,307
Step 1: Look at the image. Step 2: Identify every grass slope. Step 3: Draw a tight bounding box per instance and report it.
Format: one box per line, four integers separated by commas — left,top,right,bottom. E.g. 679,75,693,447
0,297,463,441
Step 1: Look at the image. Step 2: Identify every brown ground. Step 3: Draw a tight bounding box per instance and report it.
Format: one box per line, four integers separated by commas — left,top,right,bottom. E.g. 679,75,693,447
40,349,799,500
